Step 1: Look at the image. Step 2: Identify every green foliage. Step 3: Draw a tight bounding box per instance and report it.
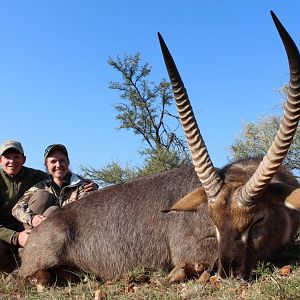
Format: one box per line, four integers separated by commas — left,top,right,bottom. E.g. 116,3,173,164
108,53,187,154
80,161,138,188
230,86,300,175
139,147,190,177
252,261,274,279
81,53,190,186
229,114,300,174
80,148,191,188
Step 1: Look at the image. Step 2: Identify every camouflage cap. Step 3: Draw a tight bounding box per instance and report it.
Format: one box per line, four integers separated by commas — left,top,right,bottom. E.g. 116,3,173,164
44,144,69,160
0,140,24,156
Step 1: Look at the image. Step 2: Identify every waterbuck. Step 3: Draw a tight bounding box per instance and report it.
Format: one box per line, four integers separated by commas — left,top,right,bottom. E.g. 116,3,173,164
19,11,300,285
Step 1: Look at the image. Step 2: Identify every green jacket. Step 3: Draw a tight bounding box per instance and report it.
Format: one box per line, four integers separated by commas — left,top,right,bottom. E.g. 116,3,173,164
0,166,46,244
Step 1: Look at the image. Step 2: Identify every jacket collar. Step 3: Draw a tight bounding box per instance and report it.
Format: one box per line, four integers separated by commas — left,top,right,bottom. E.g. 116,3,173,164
0,166,27,181
47,171,82,187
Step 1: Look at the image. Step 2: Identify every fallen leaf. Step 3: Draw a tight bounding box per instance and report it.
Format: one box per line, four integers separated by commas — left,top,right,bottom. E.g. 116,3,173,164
94,289,107,300
279,265,292,276
125,283,136,293
209,275,221,288
168,262,187,283
197,270,210,283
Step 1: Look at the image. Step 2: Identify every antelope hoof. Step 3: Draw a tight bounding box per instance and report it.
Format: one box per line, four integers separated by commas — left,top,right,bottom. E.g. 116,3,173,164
168,262,208,282
35,270,51,292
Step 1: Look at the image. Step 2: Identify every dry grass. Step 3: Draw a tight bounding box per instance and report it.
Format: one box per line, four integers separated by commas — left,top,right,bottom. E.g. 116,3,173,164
1,263,300,300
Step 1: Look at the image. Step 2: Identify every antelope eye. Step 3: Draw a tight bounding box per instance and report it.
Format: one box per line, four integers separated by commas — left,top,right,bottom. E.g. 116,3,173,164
249,215,266,240
252,216,264,226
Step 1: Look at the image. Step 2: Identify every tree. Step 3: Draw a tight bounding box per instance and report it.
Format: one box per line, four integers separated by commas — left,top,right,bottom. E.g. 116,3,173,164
229,86,300,175
229,114,300,175
138,146,189,177
81,53,190,186
80,161,138,187
81,147,188,187
108,53,188,156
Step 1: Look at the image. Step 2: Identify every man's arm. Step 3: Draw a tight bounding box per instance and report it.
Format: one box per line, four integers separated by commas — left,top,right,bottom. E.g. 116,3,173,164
0,225,18,244
12,182,45,226
0,226,31,247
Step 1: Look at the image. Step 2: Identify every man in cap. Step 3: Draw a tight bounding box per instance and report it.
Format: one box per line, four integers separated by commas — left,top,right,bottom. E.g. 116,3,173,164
12,143,97,229
0,140,46,272
0,140,97,272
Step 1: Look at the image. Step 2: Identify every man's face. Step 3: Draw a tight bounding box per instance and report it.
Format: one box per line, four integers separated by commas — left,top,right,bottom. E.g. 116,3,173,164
45,150,69,180
0,149,26,176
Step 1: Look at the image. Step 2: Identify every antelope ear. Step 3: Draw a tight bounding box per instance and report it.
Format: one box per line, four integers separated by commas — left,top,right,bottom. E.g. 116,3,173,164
285,188,300,211
169,187,208,211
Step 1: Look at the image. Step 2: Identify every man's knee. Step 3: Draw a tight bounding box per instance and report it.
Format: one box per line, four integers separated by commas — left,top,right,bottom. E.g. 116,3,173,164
28,190,56,215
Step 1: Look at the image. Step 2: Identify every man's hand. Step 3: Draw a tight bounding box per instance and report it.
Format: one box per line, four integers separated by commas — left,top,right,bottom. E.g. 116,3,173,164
18,230,31,247
32,214,47,227
83,181,98,193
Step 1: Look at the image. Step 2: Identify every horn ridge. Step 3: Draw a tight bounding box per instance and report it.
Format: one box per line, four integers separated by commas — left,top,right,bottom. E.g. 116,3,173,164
158,32,223,200
239,11,300,205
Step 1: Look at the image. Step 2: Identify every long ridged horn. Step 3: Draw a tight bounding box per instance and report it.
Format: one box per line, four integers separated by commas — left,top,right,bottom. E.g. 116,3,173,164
239,11,300,205
158,32,223,201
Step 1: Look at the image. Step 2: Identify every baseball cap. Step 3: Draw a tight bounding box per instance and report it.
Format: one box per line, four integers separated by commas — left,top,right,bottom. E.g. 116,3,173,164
0,140,24,156
44,144,69,160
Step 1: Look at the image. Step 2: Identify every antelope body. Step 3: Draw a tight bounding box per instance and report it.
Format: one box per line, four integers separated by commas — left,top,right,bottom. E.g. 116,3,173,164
20,164,217,281
19,11,300,283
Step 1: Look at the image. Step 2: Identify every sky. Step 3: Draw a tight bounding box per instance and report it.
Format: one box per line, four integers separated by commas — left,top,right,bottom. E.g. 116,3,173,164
0,1,300,174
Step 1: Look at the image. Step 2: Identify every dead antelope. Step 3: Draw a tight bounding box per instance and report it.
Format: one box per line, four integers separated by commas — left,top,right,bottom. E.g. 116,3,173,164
158,10,300,278
19,11,300,287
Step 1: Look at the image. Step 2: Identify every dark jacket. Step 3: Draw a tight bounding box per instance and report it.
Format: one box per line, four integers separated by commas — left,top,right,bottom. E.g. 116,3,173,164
0,167,46,244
